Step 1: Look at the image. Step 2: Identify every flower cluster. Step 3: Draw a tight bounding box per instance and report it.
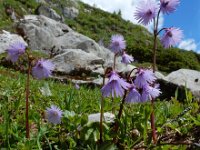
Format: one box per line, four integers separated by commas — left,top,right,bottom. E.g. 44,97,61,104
134,0,182,48
101,69,161,103
130,68,161,103
101,68,161,102
101,36,161,103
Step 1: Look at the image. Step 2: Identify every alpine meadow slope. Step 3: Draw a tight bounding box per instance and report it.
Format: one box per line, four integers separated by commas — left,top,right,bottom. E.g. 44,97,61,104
0,0,200,73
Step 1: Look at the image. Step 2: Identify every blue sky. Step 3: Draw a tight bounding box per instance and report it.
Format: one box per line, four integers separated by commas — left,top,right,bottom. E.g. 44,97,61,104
80,0,200,53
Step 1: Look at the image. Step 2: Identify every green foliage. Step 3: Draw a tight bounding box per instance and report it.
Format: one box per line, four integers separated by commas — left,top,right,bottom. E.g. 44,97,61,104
0,1,200,149
157,48,200,72
0,0,200,73
0,64,200,149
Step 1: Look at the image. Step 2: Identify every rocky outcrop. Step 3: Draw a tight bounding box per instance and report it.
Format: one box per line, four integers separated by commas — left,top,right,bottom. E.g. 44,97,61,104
17,15,72,51
16,15,133,77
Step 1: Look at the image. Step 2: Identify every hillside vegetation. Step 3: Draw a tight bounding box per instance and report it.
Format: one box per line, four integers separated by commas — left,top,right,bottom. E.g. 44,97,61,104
0,1,200,149
1,0,200,73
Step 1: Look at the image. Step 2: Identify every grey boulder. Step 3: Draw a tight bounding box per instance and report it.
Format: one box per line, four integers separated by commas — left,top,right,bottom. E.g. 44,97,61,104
165,69,200,100
17,15,72,51
52,49,104,76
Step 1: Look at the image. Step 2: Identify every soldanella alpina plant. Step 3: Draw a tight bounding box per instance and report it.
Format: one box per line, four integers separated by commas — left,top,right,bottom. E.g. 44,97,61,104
99,0,183,145
99,32,161,143
134,0,183,143
6,41,55,139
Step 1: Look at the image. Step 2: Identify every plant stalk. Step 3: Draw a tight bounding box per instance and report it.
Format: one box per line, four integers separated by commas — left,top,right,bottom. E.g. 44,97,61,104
99,95,104,143
151,9,161,144
151,28,158,144
99,69,106,143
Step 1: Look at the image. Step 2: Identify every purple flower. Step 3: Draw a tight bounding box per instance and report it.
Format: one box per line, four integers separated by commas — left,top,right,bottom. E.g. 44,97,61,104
141,85,161,102
121,52,134,64
125,85,141,103
134,69,156,89
101,71,130,98
134,0,158,25
161,27,183,48
7,41,26,62
110,35,126,53
32,59,55,79
160,0,180,14
46,105,63,124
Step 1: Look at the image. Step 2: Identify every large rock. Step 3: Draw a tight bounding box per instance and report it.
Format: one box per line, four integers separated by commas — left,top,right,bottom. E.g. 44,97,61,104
165,69,200,100
0,30,27,54
16,15,133,77
158,78,186,101
52,49,104,76
17,15,72,51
